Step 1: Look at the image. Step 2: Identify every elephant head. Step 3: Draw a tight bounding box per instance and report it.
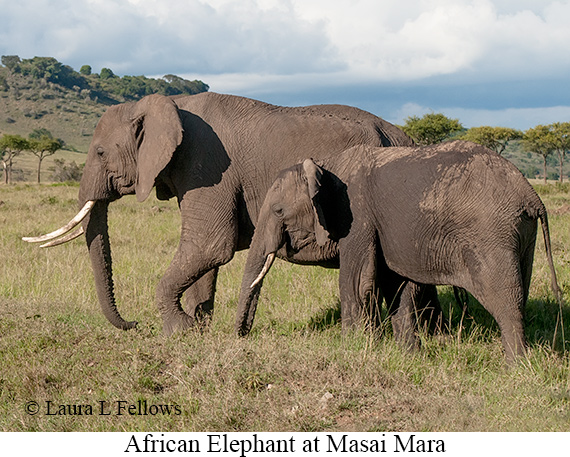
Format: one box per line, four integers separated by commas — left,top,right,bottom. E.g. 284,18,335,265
23,94,183,330
235,159,350,335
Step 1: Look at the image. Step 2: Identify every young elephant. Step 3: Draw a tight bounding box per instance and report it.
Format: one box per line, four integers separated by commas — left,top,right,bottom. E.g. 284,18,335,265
235,141,561,363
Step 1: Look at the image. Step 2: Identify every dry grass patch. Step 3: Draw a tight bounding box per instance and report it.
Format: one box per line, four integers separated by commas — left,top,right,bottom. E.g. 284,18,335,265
1,183,569,431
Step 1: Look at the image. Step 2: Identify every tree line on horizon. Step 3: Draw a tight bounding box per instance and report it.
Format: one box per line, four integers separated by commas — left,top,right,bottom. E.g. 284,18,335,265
2,114,569,186
401,113,570,184
0,55,209,103
3,116,568,186
0,54,210,184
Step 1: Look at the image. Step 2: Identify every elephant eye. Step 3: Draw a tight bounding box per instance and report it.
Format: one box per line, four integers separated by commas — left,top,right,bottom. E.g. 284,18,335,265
96,147,105,157
272,205,284,217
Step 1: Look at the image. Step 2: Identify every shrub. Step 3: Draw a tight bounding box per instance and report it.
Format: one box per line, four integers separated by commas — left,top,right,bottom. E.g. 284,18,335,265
50,159,84,182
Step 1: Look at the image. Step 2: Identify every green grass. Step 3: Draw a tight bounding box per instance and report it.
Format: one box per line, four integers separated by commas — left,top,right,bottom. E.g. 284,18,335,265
1,183,569,431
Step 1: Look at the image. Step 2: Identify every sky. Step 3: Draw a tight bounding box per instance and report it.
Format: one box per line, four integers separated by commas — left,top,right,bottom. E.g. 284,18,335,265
1,0,569,130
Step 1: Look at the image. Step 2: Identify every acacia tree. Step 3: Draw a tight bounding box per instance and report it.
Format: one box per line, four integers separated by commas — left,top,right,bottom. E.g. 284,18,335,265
28,131,63,183
401,113,463,145
0,134,29,184
547,122,570,183
522,125,554,184
461,126,522,155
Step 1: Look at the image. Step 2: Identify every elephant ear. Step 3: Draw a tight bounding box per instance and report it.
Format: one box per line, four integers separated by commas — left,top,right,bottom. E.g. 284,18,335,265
131,94,183,202
302,159,330,246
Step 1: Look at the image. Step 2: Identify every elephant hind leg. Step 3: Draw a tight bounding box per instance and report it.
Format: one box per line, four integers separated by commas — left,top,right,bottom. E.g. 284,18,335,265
469,256,527,363
390,281,420,351
485,290,526,364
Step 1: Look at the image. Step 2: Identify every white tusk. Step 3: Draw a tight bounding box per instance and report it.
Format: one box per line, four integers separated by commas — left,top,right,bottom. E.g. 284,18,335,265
40,226,85,248
22,200,95,243
250,253,276,289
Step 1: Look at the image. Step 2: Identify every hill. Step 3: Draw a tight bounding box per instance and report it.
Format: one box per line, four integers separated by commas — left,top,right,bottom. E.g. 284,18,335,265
0,55,208,153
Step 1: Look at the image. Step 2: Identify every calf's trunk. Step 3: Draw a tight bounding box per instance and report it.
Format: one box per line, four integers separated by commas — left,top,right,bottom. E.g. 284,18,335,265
235,219,280,336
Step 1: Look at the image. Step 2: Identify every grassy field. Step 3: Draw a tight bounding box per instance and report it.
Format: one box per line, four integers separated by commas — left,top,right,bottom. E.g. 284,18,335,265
0,182,569,432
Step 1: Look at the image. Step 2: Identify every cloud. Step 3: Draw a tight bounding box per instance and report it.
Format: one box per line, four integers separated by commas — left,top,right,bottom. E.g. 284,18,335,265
1,0,569,128
2,0,568,82
0,0,157,72
290,0,570,83
0,0,342,75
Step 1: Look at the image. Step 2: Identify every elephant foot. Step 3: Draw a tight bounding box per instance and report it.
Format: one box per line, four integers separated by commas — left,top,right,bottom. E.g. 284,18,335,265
188,301,214,330
392,316,420,352
162,313,196,336
397,333,420,353
418,308,445,335
503,340,527,366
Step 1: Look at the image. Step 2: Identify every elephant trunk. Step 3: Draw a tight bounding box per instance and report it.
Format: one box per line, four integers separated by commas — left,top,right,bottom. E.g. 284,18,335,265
235,216,282,336
83,200,137,330
235,251,277,337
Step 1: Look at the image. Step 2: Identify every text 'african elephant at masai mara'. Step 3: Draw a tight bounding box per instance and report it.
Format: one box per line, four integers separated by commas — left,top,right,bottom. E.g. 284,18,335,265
235,141,562,363
23,92,414,334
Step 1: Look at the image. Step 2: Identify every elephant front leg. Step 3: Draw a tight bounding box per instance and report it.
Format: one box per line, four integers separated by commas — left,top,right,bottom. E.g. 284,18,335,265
338,233,382,332
156,241,234,336
377,261,437,349
157,184,239,335
155,262,197,336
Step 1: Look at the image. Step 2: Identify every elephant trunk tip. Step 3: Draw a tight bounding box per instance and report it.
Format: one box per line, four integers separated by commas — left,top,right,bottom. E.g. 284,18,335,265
119,320,138,331
235,321,252,337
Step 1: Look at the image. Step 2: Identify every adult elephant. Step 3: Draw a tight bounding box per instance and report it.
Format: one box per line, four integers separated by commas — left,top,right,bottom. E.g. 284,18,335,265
23,92,414,334
235,141,561,363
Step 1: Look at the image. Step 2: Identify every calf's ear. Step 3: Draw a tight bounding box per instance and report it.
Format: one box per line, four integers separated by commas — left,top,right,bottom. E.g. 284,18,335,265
302,159,330,246
131,94,183,202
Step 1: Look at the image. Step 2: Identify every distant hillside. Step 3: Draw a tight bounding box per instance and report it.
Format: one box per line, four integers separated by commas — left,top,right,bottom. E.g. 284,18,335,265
502,140,570,182
2,55,568,183
0,55,208,152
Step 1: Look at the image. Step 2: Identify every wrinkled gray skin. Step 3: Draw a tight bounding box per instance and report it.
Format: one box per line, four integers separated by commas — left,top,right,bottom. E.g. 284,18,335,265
236,141,561,363
76,92,415,334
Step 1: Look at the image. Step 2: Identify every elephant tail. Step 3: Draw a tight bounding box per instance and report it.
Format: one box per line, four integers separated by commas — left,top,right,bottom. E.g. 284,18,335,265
537,204,562,305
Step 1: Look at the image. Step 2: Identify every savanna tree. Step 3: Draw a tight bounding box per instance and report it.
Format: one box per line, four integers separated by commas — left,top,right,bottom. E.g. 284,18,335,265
522,125,554,184
401,113,463,145
547,122,570,183
0,134,29,184
28,131,63,183
461,126,522,155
